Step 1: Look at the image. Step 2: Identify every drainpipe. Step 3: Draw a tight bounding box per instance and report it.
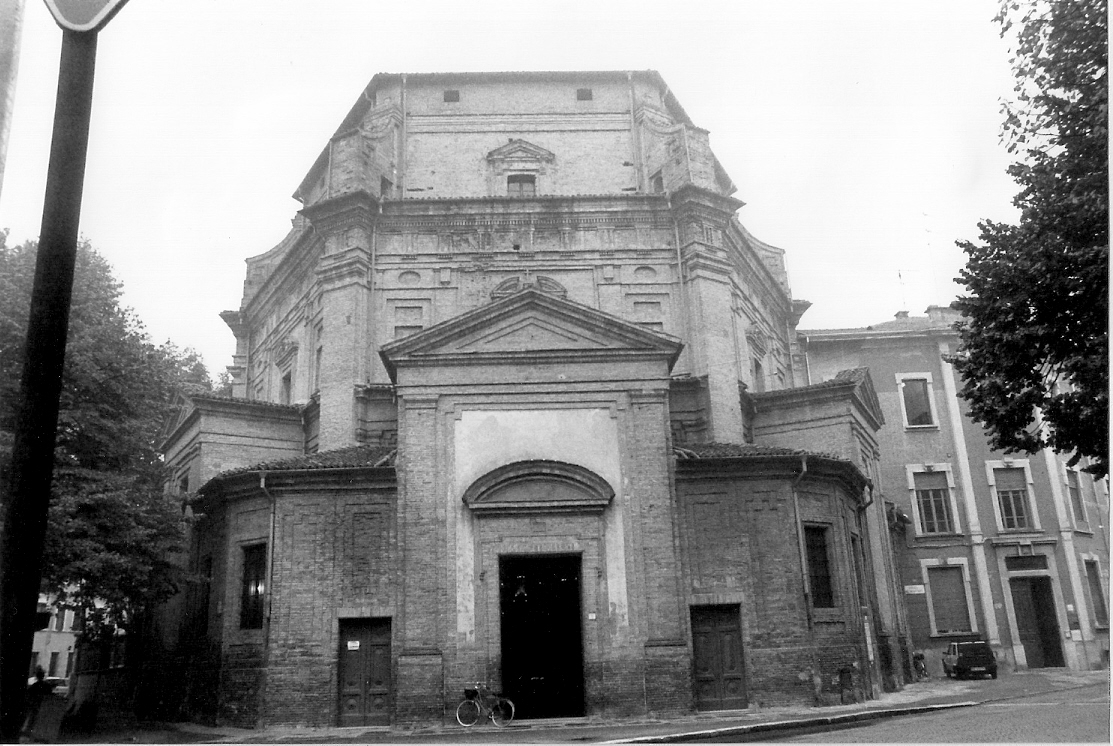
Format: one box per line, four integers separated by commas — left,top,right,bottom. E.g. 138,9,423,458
791,455,812,627
668,195,692,369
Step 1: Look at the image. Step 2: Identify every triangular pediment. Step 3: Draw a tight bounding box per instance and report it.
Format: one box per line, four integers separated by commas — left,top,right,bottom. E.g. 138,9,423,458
379,288,682,380
486,138,555,164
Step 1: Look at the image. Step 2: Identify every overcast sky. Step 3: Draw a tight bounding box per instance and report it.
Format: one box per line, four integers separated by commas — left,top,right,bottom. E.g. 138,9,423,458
1,1,1022,373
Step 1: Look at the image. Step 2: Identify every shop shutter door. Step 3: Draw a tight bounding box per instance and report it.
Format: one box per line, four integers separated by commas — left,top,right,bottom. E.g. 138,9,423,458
928,566,971,633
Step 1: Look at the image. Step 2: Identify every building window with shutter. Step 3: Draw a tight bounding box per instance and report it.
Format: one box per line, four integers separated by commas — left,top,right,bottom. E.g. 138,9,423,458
1085,560,1108,628
1067,469,1087,525
896,373,938,428
989,462,1036,531
926,563,973,634
240,543,267,630
804,525,835,608
912,468,956,534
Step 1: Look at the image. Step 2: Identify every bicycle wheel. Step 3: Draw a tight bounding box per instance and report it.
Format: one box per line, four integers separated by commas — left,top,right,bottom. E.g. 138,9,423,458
456,699,481,727
490,697,514,727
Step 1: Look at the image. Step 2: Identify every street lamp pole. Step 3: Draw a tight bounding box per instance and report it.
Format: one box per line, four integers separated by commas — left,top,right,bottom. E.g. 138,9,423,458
0,0,123,734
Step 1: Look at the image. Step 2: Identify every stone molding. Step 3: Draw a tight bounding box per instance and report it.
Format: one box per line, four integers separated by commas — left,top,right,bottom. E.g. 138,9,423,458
462,460,614,515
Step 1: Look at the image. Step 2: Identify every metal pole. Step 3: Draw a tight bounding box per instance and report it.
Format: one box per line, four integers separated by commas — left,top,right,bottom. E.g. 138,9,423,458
0,29,97,743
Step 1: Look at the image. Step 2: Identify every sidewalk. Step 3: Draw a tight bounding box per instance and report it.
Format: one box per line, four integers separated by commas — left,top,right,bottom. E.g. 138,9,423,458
52,668,1109,744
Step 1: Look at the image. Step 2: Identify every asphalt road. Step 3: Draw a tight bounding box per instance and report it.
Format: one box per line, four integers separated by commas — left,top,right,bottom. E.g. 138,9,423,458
769,682,1110,743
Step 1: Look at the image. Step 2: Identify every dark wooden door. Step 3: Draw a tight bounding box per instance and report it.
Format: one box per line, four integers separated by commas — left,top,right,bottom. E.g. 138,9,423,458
500,554,585,719
338,618,391,726
691,605,747,710
1010,577,1065,668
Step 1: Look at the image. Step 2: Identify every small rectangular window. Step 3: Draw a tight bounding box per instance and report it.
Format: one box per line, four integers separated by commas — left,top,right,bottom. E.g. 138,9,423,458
1085,560,1108,627
53,610,65,632
65,651,74,677
901,378,934,426
279,371,293,405
240,544,267,629
995,467,1032,530
1004,554,1048,571
752,359,765,393
576,87,593,101
914,471,954,534
48,652,59,677
507,174,536,197
443,89,460,102
804,525,834,608
380,176,393,198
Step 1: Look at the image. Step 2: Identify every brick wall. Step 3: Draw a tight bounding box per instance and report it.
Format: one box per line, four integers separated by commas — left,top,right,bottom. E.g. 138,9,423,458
677,467,874,707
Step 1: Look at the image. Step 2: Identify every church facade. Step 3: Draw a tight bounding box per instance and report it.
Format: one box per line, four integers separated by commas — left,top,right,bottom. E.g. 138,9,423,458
160,71,908,727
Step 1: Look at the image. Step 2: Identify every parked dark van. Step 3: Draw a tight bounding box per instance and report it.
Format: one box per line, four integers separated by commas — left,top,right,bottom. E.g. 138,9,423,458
942,640,998,679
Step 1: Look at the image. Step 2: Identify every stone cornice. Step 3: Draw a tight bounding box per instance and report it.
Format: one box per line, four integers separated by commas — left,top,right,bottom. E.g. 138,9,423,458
196,466,396,510
300,190,380,234
669,183,745,216
676,452,869,501
316,246,373,289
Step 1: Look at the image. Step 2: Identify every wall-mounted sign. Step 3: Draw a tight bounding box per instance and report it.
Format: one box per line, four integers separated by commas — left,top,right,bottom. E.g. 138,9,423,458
347,640,360,650
904,584,926,595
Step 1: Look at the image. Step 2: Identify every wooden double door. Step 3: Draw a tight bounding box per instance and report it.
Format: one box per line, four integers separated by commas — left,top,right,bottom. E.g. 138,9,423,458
338,618,392,725
691,605,747,710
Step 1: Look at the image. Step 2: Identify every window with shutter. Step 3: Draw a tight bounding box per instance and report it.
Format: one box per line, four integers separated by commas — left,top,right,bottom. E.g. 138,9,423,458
928,566,971,633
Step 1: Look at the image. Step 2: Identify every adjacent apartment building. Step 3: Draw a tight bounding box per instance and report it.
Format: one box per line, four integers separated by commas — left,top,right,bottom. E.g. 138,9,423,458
159,71,909,728
804,306,1110,674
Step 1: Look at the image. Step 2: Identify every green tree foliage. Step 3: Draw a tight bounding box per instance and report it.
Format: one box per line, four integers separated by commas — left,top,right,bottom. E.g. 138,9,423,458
0,233,210,640
952,0,1108,476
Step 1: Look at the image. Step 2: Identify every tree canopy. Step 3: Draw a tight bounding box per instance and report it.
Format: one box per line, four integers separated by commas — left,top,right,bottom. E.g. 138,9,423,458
952,0,1108,476
0,233,210,640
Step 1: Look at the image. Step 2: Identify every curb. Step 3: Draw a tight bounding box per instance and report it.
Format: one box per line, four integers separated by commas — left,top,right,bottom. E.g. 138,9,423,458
600,702,980,744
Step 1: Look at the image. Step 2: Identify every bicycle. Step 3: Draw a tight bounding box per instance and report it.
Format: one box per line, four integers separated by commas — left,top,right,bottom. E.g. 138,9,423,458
455,682,515,727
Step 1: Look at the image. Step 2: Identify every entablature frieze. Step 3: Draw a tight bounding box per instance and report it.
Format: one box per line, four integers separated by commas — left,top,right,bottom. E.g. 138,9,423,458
376,210,673,235
405,111,631,134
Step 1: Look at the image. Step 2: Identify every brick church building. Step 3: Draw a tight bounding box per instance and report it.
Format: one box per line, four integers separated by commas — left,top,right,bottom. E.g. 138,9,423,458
160,71,909,727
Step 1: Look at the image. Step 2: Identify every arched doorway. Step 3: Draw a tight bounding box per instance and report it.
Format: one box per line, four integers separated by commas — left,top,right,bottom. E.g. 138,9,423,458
462,460,613,719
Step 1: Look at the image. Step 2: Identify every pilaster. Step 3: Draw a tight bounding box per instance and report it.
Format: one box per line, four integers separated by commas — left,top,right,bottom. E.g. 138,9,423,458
671,186,746,442
939,340,1000,644
304,190,380,450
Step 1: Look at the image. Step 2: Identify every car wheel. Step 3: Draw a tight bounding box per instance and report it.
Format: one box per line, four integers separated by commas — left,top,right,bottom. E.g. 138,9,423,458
990,671,997,680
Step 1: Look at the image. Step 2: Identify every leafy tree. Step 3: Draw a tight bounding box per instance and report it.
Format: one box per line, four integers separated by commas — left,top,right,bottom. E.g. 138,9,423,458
952,0,1108,476
0,234,210,640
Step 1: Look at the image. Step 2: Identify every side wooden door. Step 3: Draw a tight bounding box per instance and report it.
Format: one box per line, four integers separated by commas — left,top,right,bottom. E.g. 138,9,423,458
691,605,747,710
338,618,392,725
